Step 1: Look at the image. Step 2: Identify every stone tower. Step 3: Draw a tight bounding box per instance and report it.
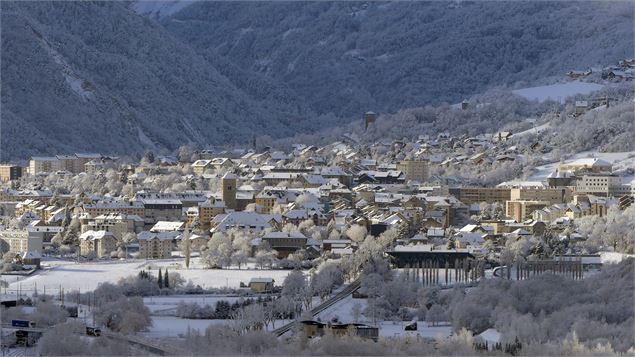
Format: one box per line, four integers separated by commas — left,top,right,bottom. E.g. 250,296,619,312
222,172,237,210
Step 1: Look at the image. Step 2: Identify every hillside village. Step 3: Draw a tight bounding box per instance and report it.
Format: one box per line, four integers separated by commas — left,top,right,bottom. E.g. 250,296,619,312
0,62,633,354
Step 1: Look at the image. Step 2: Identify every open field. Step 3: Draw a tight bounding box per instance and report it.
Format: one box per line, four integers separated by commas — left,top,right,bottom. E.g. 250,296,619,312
1,258,301,295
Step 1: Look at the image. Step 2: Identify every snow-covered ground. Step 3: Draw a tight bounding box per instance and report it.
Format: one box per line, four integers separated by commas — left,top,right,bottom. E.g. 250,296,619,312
142,316,230,337
527,150,635,182
142,315,293,337
512,81,604,103
511,121,550,138
1,258,301,295
315,295,452,339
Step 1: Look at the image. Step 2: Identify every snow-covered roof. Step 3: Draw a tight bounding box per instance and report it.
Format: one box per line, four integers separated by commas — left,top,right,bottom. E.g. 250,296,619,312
79,230,116,241
477,328,501,344
263,231,307,240
150,221,185,232
249,277,274,284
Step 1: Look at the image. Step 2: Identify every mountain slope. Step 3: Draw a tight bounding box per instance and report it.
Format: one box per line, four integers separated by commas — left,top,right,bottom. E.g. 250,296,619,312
0,1,317,160
1,1,633,160
162,1,634,118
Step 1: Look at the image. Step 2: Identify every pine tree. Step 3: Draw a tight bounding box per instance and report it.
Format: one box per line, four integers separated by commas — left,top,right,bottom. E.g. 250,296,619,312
158,268,163,289
164,268,169,289
447,237,456,250
182,226,191,269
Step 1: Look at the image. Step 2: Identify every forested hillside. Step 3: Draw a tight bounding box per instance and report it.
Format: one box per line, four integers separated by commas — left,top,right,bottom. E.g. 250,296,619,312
0,1,325,160
163,1,634,117
1,1,632,159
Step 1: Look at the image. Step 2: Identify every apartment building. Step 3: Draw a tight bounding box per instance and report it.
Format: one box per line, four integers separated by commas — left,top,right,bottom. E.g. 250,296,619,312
453,187,511,204
510,187,571,204
505,200,551,223
0,230,43,254
137,231,176,259
142,199,183,224
79,230,117,258
29,157,61,175
84,201,145,217
0,165,23,182
29,154,104,175
82,213,144,240
396,160,429,183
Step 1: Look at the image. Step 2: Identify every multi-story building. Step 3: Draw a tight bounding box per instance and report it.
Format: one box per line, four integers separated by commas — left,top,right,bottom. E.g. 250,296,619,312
575,174,623,197
396,160,429,183
0,165,23,182
29,157,61,175
262,231,308,258
142,199,183,224
29,154,105,175
74,153,103,173
509,187,571,204
505,200,551,223
79,230,117,258
137,231,176,259
193,199,225,229
84,201,145,217
82,213,144,240
0,230,43,255
453,187,511,204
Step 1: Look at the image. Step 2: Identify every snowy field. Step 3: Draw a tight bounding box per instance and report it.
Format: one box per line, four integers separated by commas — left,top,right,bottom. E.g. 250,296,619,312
527,150,635,182
143,316,231,337
142,315,294,337
512,81,604,103
511,121,550,138
1,258,301,295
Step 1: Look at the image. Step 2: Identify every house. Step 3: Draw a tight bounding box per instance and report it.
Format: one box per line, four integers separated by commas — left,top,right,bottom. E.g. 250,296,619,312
558,158,612,174
191,160,213,175
177,232,208,251
262,231,308,258
211,212,281,233
79,230,117,258
329,323,379,341
248,277,275,293
299,320,378,341
566,69,592,79
300,320,327,338
17,251,41,268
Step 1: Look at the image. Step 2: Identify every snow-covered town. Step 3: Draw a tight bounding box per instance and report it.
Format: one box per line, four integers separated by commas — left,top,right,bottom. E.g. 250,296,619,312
1,1,634,356
1,68,634,354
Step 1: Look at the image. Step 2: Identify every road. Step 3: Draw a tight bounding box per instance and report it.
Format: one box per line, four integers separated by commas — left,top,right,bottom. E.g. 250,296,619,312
101,331,185,356
271,278,361,337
